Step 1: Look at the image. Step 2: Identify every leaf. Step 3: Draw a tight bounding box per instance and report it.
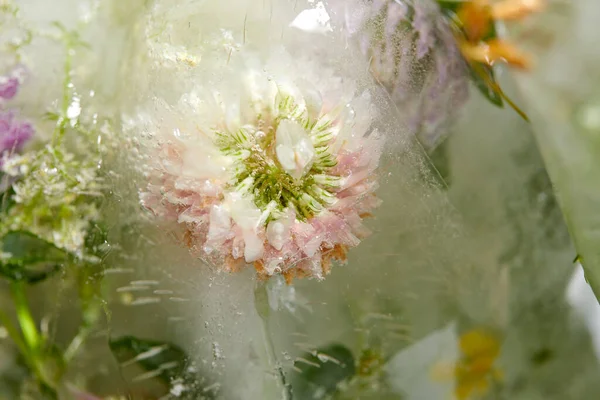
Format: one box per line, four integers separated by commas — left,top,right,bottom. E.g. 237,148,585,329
42,111,60,122
84,223,111,261
469,62,504,107
0,231,69,284
436,0,461,14
109,336,216,399
0,174,16,212
291,343,356,399
470,62,530,121
109,336,188,385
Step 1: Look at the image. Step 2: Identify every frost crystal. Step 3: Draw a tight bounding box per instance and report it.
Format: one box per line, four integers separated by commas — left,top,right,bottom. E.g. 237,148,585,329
140,50,383,282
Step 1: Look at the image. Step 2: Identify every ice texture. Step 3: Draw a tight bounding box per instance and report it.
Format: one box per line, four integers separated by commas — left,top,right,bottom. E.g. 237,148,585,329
2,0,600,399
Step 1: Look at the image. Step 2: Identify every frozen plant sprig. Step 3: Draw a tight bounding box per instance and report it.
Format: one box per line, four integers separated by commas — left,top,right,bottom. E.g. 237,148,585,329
0,6,116,400
1,35,104,260
141,50,384,282
1,146,103,259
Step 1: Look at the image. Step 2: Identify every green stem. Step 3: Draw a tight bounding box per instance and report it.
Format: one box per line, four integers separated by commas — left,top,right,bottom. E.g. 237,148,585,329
10,282,60,397
254,281,293,400
0,307,27,356
10,281,41,352
52,33,73,145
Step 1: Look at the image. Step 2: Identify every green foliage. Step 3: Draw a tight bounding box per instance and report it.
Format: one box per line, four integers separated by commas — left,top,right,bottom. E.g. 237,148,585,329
109,336,216,399
0,146,103,260
0,231,69,283
291,343,356,399
109,336,190,384
469,63,504,106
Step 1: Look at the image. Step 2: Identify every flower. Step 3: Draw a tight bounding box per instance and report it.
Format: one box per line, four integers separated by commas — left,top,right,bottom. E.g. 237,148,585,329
0,65,27,101
0,66,33,193
327,0,469,149
0,110,34,164
431,327,503,400
140,49,384,282
0,75,19,100
454,0,545,70
453,328,503,399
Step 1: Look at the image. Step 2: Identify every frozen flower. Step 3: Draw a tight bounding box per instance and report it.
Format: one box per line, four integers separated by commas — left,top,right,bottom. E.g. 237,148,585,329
0,110,34,165
0,65,27,101
327,0,469,149
454,0,545,70
0,75,19,100
0,66,33,192
431,327,503,400
140,49,384,282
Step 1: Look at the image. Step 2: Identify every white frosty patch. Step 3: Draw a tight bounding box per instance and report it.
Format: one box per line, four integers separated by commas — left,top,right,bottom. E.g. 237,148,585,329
289,2,332,34
276,120,315,180
385,322,457,399
206,205,232,244
266,216,291,251
225,192,264,262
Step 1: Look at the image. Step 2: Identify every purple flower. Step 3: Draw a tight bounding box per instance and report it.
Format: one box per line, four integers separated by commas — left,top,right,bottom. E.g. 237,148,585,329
0,65,27,101
328,0,469,150
0,65,33,169
0,111,33,167
0,76,19,100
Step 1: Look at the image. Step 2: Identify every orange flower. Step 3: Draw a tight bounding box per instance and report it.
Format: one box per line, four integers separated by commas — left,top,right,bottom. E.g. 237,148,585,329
455,0,545,69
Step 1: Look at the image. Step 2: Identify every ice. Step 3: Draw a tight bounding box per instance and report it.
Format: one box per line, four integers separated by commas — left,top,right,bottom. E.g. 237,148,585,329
2,0,600,399
512,0,600,300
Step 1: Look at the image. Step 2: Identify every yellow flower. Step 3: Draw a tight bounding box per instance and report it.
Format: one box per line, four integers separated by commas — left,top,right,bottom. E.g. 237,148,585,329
454,328,503,400
430,328,503,400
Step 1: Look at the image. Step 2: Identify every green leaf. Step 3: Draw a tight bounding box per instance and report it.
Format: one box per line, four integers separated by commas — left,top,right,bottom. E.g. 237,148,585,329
0,174,16,213
469,62,504,107
109,336,217,399
436,0,461,13
42,111,60,122
109,336,188,385
84,223,111,261
0,231,69,284
291,343,356,399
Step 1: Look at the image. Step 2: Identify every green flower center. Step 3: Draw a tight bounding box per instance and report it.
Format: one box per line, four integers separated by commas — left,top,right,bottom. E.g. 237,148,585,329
213,96,342,220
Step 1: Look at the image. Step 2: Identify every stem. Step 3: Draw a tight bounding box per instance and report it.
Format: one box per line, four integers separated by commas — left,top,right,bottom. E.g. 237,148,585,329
52,34,73,145
9,281,58,397
10,281,41,353
254,280,293,400
0,306,27,355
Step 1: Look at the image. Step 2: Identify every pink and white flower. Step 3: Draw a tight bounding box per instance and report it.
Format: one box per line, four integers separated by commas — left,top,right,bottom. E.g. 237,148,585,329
140,50,384,282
